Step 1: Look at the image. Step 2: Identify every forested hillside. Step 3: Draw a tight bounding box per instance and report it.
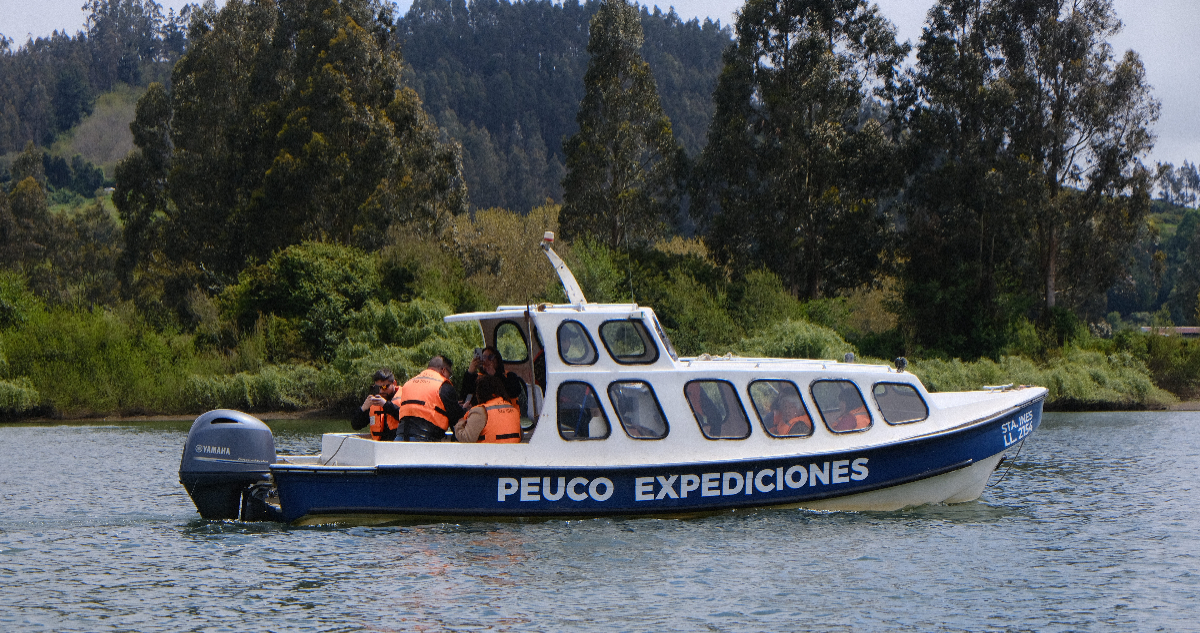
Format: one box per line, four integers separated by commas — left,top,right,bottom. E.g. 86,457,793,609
1,0,1199,420
397,0,730,211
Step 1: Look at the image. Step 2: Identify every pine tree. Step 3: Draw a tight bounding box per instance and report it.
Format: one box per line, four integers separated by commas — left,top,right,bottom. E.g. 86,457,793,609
560,0,682,250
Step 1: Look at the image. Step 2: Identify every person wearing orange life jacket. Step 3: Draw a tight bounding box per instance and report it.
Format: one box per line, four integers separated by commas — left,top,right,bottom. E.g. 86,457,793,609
454,375,522,443
396,355,465,442
459,346,524,409
349,369,402,441
769,394,812,437
831,388,871,432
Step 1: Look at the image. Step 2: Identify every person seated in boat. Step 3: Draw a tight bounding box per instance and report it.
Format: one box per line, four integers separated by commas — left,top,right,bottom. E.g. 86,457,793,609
557,382,604,439
460,346,524,408
685,382,727,437
350,369,403,441
396,356,465,442
453,375,522,443
831,388,871,432
769,394,812,437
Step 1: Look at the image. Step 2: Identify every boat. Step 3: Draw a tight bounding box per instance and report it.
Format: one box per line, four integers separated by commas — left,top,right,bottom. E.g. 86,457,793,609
179,233,1046,525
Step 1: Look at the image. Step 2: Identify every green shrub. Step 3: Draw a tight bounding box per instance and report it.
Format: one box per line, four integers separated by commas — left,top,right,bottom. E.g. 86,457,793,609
184,364,325,411
0,298,214,415
910,347,1175,408
221,242,382,359
0,271,38,329
644,268,740,356
730,269,804,335
736,319,855,360
0,377,40,414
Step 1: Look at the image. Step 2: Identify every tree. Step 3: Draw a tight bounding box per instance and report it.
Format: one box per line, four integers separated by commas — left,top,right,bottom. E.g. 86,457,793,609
2,143,52,268
560,0,682,249
116,0,466,310
84,0,165,90
694,0,908,299
112,81,171,287
895,0,1036,357
995,0,1158,314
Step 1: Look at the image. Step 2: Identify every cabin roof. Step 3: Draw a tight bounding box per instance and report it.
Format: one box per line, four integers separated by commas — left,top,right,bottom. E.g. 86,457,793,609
443,303,645,323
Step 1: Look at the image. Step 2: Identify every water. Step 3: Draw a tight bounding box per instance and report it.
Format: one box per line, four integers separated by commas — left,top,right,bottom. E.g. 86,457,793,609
1,412,1197,632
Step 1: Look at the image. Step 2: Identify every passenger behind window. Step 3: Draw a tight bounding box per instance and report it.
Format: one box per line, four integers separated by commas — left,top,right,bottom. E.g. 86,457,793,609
831,387,870,432
609,382,668,439
460,346,524,408
557,382,608,439
558,321,597,365
685,383,725,436
685,381,750,439
770,394,812,437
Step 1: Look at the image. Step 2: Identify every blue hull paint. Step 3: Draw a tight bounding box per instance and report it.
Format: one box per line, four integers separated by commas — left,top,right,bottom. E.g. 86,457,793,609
272,399,1043,523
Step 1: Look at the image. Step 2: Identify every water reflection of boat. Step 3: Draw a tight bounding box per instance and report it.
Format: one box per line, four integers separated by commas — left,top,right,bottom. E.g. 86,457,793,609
179,233,1046,525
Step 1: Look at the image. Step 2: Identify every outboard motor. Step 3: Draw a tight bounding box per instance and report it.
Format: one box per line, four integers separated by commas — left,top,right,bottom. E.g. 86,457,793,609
179,410,277,520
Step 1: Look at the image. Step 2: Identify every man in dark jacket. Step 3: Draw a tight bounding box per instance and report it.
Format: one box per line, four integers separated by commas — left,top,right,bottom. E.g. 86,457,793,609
396,356,465,441
350,369,402,441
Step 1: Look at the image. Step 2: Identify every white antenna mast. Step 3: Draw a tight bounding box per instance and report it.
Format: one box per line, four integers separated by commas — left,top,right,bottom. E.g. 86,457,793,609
541,232,587,304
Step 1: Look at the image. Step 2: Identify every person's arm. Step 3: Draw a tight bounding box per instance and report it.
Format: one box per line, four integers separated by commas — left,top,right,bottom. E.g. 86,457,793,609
454,407,487,442
440,382,465,425
350,407,370,431
459,372,478,402
382,395,401,419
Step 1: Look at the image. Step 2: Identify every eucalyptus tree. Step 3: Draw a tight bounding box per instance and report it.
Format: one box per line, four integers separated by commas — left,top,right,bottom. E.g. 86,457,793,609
694,0,908,299
112,81,171,287
996,0,1158,314
114,0,465,311
896,0,1036,357
561,0,683,250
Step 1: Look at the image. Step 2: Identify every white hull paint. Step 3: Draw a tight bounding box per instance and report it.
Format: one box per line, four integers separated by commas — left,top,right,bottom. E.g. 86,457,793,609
799,452,1007,512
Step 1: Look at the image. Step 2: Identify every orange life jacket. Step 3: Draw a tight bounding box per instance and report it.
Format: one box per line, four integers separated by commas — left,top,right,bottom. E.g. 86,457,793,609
771,412,811,436
368,390,402,440
474,396,521,443
398,369,452,430
834,406,870,431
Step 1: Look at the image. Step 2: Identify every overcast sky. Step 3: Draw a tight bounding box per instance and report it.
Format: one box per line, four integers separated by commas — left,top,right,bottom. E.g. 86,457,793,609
5,0,1196,167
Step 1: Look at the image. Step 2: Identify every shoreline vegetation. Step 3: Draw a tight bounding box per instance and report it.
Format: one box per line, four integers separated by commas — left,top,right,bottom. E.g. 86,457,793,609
3,0,1200,421
2,218,1198,422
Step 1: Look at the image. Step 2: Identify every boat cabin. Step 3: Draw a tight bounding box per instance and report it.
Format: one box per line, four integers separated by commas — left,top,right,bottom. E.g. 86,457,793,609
444,301,932,451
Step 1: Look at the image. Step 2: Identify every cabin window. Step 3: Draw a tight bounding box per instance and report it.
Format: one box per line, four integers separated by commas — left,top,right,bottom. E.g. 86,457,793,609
599,319,660,364
608,381,669,439
557,321,598,365
811,380,872,433
494,321,529,363
748,380,814,438
873,383,929,425
685,380,751,439
557,382,610,440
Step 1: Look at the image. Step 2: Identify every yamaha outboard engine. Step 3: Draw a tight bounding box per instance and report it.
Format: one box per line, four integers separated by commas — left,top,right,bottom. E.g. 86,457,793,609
179,410,277,520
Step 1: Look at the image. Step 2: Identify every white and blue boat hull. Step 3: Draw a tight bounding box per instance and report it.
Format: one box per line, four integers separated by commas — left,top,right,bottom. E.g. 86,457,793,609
269,397,1042,523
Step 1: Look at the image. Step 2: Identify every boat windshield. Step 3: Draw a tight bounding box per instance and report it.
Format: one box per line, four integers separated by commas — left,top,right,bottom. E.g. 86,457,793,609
648,314,679,361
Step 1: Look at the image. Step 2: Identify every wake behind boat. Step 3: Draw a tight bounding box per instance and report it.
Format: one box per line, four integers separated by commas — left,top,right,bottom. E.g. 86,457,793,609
179,233,1045,524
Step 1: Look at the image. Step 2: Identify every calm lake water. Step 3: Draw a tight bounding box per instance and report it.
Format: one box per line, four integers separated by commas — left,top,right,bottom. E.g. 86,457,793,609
1,412,1198,632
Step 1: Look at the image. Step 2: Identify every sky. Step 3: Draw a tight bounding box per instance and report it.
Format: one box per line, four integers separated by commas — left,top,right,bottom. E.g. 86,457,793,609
3,0,1197,167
